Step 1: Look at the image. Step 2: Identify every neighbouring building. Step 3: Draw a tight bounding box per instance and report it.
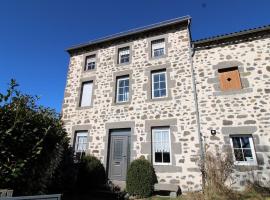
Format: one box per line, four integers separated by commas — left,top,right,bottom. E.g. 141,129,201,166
62,16,270,192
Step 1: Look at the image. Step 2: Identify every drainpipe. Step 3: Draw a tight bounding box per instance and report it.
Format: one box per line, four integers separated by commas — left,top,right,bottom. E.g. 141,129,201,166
186,19,206,190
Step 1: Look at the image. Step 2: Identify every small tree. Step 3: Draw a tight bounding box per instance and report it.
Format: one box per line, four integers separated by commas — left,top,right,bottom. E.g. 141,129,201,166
126,156,157,198
0,80,71,195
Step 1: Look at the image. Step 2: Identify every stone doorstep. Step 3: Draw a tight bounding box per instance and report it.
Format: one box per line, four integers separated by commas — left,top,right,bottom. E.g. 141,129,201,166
154,183,180,198
111,180,126,191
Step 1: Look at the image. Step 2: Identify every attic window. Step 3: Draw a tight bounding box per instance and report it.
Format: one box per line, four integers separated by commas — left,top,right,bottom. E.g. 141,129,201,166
218,67,242,91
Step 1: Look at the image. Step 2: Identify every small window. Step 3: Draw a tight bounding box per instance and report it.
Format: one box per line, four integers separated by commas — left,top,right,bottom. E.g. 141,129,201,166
116,76,129,103
218,67,242,91
79,81,93,107
230,135,257,165
74,131,88,159
118,47,130,64
74,131,88,152
152,127,171,165
85,55,96,71
152,70,167,99
151,39,165,58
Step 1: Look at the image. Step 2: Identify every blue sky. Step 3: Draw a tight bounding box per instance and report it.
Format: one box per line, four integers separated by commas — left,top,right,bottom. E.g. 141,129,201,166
0,0,269,112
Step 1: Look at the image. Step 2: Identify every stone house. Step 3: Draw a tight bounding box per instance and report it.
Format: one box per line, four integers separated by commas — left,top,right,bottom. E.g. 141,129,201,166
62,16,270,191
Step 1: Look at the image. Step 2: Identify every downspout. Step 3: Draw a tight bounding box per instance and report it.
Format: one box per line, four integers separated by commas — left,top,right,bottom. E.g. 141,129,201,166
186,19,206,190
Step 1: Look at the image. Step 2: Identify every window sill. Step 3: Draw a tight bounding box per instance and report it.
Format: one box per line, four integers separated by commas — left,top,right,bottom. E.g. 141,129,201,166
149,96,172,102
213,88,253,96
76,105,93,110
153,163,172,166
112,101,131,106
116,62,131,67
150,54,167,60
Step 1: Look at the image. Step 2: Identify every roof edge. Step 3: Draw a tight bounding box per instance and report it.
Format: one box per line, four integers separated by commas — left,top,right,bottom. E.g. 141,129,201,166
66,15,191,53
193,24,270,48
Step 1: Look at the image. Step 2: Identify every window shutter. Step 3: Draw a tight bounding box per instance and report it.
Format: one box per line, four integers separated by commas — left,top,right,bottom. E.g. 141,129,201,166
80,82,93,107
218,68,242,91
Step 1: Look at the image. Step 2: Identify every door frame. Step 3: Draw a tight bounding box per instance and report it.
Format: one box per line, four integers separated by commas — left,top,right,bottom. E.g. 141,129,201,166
107,128,131,181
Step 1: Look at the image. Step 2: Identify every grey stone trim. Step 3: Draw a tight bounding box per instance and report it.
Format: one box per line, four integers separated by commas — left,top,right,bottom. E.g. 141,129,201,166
81,50,99,73
142,119,181,173
143,64,175,102
213,88,253,96
212,61,243,70
101,121,136,172
146,34,170,60
114,42,133,66
71,125,92,154
209,61,253,96
221,126,258,135
76,76,97,109
110,69,134,106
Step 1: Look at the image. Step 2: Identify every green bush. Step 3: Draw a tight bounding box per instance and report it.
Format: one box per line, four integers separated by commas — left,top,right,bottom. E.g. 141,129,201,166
76,155,106,191
0,80,71,195
126,157,157,198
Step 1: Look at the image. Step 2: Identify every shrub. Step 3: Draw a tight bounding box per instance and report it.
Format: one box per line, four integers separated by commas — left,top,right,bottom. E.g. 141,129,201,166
76,155,106,191
126,156,157,198
0,80,71,195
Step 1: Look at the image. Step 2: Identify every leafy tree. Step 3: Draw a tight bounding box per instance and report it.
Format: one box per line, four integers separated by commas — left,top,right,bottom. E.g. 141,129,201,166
0,79,71,195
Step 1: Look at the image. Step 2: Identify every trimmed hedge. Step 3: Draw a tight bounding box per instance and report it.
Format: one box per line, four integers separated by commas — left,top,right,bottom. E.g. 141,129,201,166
126,157,157,198
76,155,106,191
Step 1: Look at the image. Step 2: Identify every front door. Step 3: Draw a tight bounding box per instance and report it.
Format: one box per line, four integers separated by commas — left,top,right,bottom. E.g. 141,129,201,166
108,129,130,181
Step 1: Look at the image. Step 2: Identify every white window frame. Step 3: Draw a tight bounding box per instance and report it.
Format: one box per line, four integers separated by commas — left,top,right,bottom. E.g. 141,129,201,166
151,70,168,99
230,135,257,166
118,47,130,64
152,127,172,166
151,39,165,58
79,81,93,107
74,131,88,153
85,55,96,71
116,76,129,103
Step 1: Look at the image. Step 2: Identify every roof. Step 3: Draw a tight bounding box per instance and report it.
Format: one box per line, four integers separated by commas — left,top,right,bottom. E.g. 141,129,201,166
66,16,191,54
193,24,270,49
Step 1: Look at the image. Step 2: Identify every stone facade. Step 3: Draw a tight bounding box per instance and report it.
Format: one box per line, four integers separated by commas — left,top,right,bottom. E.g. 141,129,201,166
62,17,270,191
62,20,202,191
193,33,270,189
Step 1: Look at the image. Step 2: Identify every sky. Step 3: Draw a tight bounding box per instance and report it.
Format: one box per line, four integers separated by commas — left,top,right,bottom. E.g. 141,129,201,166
0,0,269,112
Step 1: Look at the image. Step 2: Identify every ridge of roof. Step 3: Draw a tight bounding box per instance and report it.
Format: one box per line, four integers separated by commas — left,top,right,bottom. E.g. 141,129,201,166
66,15,191,53
193,24,270,48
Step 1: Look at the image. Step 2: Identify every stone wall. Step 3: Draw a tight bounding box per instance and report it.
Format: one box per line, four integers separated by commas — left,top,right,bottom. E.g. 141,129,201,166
62,25,202,191
193,35,270,189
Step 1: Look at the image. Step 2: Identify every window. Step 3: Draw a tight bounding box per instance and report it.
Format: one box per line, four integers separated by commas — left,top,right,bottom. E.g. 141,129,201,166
230,135,257,165
151,39,165,57
152,70,167,99
79,81,93,107
118,47,130,64
116,76,129,103
218,67,242,91
152,127,171,165
85,55,96,71
74,131,88,159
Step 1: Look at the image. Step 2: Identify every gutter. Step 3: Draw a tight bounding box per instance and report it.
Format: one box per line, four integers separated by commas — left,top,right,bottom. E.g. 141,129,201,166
187,18,205,189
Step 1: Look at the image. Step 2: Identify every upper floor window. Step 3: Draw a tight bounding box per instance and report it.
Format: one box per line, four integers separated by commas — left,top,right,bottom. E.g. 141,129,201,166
152,70,167,99
230,135,257,166
218,67,242,91
79,81,93,107
116,76,129,103
152,127,171,165
85,55,96,71
118,47,130,64
151,39,165,58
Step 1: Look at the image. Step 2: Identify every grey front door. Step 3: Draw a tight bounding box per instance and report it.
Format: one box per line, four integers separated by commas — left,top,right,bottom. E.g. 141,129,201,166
108,129,130,181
